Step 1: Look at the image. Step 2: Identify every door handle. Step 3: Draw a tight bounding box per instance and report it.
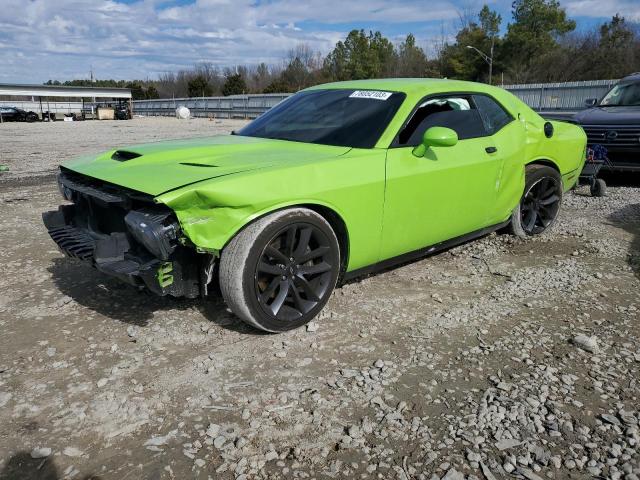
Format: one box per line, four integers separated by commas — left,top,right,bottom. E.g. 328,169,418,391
485,146,498,154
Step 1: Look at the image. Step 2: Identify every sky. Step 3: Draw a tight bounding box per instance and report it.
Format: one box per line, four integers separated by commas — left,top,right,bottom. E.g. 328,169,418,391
0,0,639,84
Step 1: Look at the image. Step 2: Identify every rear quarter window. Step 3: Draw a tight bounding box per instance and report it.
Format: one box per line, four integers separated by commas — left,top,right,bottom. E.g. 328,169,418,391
473,95,513,135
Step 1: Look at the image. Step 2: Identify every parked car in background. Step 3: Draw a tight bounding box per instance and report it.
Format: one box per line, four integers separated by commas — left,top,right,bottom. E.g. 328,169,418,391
573,72,640,172
43,79,586,332
0,106,39,122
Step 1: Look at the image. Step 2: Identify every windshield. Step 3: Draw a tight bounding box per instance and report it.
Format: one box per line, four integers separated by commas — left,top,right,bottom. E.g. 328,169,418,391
237,89,406,148
600,82,640,106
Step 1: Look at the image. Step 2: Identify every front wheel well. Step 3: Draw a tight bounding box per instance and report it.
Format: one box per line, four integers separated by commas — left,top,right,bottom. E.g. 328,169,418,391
301,204,349,275
224,204,350,274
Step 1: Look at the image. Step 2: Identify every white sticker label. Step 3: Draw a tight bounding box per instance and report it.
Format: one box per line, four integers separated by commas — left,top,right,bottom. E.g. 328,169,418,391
349,90,393,101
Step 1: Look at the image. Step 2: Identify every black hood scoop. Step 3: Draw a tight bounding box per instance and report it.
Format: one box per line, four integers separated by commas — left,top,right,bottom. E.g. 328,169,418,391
112,150,142,162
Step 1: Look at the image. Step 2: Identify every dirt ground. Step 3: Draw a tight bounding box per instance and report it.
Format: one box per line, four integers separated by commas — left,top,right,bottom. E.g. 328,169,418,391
0,118,639,480
0,117,249,182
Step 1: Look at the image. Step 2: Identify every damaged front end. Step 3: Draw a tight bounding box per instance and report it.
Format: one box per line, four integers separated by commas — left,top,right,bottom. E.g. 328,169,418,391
43,168,210,298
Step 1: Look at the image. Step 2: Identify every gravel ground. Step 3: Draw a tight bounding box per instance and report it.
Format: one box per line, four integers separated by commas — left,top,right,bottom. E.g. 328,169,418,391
0,117,249,182
0,118,639,480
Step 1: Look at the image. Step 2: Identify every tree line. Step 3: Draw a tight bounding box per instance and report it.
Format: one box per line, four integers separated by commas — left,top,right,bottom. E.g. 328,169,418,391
45,0,640,99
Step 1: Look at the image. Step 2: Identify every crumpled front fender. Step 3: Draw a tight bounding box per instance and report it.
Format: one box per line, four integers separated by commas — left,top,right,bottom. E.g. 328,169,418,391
154,148,386,272
155,175,347,255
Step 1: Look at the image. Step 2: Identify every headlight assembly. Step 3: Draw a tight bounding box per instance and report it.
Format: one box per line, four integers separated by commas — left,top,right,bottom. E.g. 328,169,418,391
124,210,179,260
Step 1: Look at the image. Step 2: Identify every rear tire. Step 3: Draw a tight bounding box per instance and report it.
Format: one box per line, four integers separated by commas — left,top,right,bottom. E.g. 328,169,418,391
509,164,563,237
219,208,340,332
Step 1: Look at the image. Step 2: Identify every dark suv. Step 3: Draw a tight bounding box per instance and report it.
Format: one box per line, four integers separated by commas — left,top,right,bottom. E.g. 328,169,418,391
573,73,640,171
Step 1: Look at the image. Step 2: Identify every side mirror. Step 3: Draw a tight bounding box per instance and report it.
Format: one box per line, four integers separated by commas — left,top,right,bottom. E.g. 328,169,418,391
413,127,458,157
585,98,597,107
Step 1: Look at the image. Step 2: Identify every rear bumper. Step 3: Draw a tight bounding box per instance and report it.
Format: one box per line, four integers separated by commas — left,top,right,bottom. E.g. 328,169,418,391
43,181,203,298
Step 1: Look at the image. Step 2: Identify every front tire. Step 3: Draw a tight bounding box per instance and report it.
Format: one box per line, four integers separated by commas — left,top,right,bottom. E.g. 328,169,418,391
509,165,562,237
219,208,340,332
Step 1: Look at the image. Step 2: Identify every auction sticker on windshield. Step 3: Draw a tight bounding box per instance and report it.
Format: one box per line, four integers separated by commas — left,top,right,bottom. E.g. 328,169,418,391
349,90,393,100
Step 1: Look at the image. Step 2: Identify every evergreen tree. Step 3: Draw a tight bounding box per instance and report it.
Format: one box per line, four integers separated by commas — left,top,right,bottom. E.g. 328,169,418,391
187,75,213,97
222,73,246,96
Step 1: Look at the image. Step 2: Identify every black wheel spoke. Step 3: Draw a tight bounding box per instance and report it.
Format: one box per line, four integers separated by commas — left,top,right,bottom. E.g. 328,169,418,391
539,212,552,227
298,261,332,276
290,286,305,311
259,277,280,303
292,274,320,302
540,194,559,205
269,280,290,315
298,245,330,263
265,246,289,264
542,186,556,198
291,286,314,314
538,205,556,225
524,208,538,232
258,261,283,275
293,227,313,258
285,226,297,256
538,177,550,195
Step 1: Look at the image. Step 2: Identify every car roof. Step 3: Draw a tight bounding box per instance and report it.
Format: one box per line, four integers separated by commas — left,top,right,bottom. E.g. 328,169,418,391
621,72,640,83
304,78,499,96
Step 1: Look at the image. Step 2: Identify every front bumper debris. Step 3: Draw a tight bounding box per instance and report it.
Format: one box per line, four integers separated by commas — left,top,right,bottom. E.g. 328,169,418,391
43,170,203,298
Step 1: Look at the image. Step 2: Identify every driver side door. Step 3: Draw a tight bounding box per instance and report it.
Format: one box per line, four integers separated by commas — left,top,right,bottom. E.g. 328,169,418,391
380,94,504,260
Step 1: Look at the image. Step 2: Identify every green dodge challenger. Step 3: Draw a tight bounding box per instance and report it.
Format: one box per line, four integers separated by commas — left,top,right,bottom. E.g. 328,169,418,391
43,79,586,332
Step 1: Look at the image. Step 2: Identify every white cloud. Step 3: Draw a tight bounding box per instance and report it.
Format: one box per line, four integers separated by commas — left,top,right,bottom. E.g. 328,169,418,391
564,0,640,21
0,0,462,82
2,0,633,83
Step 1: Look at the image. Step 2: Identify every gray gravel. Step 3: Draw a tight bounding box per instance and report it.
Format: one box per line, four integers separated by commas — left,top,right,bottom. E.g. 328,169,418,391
0,118,639,479
0,117,248,182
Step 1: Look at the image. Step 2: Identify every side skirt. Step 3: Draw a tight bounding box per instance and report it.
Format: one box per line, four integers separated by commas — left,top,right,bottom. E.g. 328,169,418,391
341,220,510,284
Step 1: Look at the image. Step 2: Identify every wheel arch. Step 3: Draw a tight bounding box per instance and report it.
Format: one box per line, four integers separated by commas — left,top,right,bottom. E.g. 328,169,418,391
221,201,351,273
525,158,561,173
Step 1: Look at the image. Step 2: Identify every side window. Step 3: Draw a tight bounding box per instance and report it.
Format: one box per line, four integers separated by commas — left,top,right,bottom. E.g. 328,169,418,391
396,96,487,146
473,95,513,135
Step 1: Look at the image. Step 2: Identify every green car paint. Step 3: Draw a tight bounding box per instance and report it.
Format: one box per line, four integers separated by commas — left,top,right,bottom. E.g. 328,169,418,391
61,79,586,273
157,262,174,288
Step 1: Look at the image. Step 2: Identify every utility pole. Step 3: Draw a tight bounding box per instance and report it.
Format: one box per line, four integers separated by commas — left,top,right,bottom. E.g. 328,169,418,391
90,65,96,118
466,45,493,85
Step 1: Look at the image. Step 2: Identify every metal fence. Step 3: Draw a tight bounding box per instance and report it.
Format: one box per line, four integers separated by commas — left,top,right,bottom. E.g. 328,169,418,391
2,80,618,119
132,80,617,118
2,100,85,115
132,94,290,119
503,79,617,112
0,100,127,118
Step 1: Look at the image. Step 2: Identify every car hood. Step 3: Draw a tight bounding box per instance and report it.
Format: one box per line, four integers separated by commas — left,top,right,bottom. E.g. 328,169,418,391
573,106,640,125
63,135,351,196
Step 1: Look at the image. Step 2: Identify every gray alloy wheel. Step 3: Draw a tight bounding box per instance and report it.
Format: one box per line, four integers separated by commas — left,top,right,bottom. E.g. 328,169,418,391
219,208,340,332
510,164,563,237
